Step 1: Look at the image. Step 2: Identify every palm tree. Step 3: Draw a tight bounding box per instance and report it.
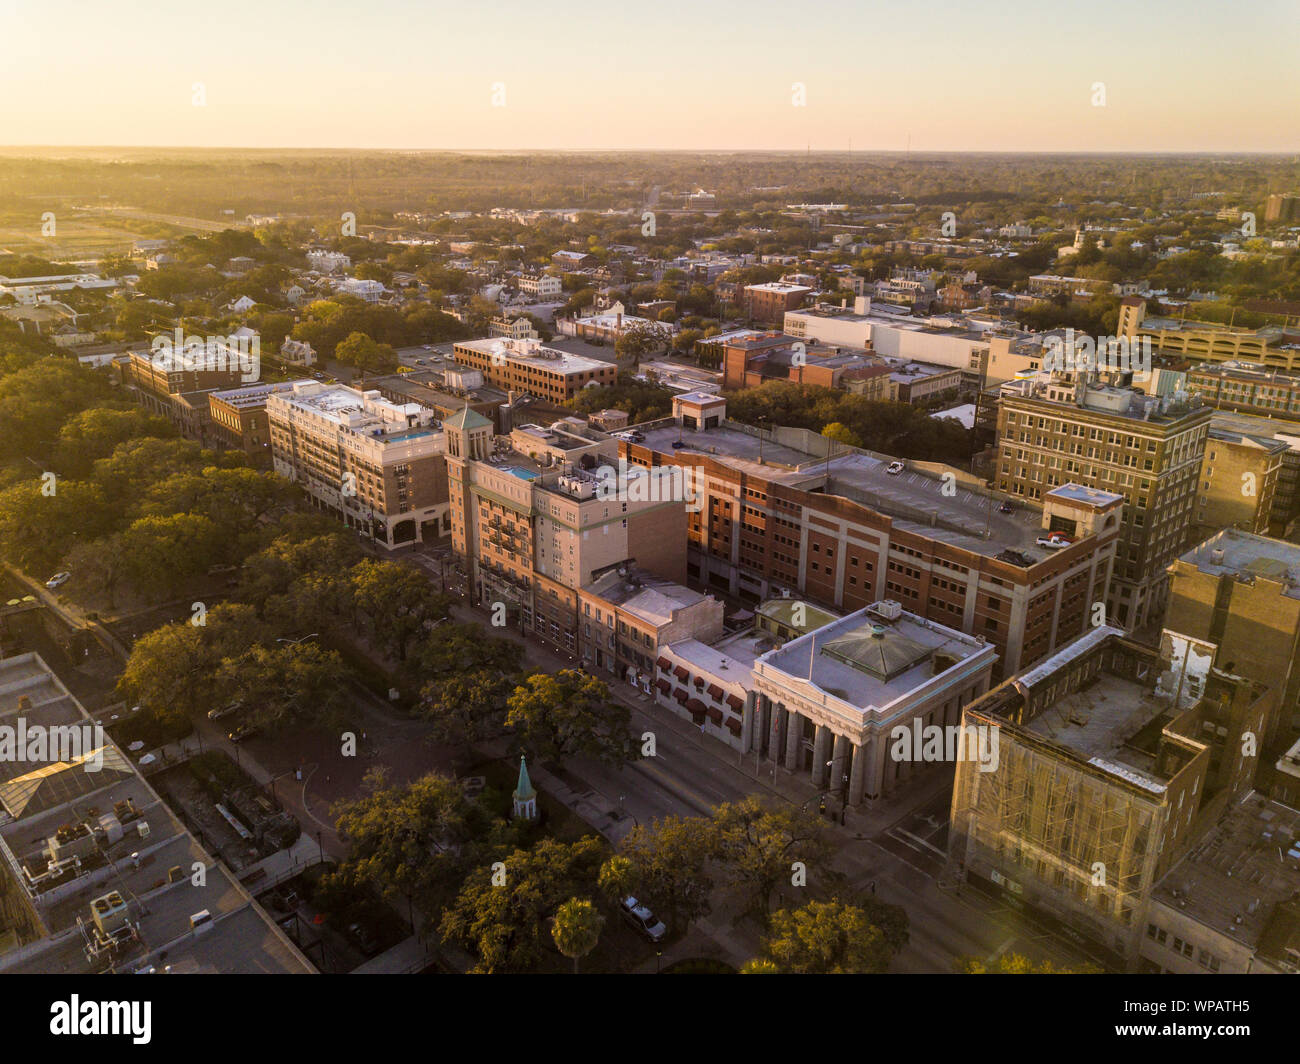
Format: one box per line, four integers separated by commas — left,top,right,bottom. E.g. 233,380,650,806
551,897,604,974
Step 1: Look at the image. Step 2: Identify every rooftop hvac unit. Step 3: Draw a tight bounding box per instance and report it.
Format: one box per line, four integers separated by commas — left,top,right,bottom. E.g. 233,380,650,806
873,600,903,621
90,891,130,936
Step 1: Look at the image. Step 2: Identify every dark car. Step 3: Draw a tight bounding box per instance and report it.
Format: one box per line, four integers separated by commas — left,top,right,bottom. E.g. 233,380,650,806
998,501,1014,514
228,721,261,743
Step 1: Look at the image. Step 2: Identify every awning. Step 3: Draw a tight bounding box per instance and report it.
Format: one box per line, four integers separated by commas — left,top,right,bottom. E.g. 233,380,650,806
706,706,723,725
725,717,743,736
726,693,744,712
673,664,689,681
693,676,705,689
656,678,671,694
674,688,689,703
656,656,671,671
686,698,706,715
707,683,724,701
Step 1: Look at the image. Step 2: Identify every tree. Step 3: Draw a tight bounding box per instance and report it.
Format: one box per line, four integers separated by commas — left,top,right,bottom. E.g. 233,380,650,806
217,641,354,733
328,768,501,929
596,855,634,902
116,513,224,599
617,816,719,932
956,952,1103,974
56,407,175,476
116,604,266,729
420,669,515,757
505,669,633,765
335,331,398,383
615,322,671,364
440,836,607,973
551,897,604,974
349,559,449,662
821,422,862,448
751,899,895,974
739,958,781,974
712,796,836,917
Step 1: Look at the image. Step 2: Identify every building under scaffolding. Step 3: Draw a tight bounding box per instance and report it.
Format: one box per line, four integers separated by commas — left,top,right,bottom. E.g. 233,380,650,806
947,625,1276,970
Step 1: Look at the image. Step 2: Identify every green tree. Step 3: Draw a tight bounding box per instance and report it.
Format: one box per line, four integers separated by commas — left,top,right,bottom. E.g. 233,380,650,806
618,816,719,932
505,669,633,765
551,897,604,974
116,604,266,729
821,422,862,448
440,836,607,973
956,952,1103,974
349,559,449,662
217,641,354,733
752,899,895,974
712,795,836,917
335,331,398,383
328,768,501,929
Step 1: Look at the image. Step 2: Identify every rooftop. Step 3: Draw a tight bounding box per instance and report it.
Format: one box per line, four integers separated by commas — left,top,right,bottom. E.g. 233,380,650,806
584,567,708,628
1179,529,1300,600
756,602,992,715
0,653,313,974
1152,794,1300,956
632,423,1056,560
456,337,609,375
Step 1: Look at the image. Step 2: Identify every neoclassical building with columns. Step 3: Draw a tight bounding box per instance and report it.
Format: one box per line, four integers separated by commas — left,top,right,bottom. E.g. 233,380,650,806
743,600,997,806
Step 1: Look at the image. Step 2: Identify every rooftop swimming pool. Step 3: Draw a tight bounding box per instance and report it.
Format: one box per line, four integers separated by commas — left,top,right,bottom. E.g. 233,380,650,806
504,467,539,481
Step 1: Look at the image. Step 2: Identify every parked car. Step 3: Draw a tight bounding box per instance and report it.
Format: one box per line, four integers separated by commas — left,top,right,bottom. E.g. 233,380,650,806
1036,533,1073,549
45,572,71,589
620,896,667,942
228,721,261,743
885,461,905,476
997,501,1014,514
207,700,243,721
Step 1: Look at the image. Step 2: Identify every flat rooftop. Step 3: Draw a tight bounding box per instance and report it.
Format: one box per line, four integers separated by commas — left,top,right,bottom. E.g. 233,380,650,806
1180,528,1300,600
585,569,708,627
664,629,772,681
210,380,305,409
757,604,989,712
1152,794,1300,954
456,337,609,375
0,654,313,974
633,423,1054,559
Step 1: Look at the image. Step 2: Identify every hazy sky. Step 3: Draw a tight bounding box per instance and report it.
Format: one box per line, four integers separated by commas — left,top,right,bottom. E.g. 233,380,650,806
3,0,1297,151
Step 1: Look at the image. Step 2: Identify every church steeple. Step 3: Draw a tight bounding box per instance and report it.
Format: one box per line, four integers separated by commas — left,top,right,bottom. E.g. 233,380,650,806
512,755,537,820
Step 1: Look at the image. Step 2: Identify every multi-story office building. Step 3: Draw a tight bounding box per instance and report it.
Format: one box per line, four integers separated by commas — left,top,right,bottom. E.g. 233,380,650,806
624,406,1124,679
451,338,616,403
267,381,450,548
444,408,687,657
1166,530,1300,759
993,372,1211,629
1189,428,1284,544
747,600,997,806
744,282,813,325
208,381,304,467
948,626,1276,970
120,347,252,444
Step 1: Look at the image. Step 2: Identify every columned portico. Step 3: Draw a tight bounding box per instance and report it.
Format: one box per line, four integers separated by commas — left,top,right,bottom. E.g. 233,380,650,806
848,739,867,805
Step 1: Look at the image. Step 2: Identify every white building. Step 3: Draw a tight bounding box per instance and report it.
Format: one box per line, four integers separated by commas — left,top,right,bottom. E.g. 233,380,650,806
307,250,351,274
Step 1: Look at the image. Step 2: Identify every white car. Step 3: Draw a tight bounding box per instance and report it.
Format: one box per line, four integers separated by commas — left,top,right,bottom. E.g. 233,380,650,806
1036,533,1073,549
885,461,905,476
45,572,71,589
620,896,667,942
